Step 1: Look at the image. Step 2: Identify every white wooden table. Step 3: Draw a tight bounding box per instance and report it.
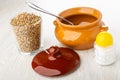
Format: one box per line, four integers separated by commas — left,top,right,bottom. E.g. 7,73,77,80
0,0,120,80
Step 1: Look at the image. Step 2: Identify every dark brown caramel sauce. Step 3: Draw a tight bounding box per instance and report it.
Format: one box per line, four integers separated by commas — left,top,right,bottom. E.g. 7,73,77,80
61,14,97,25
32,46,80,76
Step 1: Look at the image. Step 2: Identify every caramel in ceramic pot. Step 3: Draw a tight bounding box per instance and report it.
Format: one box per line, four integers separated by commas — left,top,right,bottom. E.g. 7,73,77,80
54,7,108,50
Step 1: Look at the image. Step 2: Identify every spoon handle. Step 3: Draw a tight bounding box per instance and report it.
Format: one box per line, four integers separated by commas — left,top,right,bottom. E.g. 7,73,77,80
26,1,73,25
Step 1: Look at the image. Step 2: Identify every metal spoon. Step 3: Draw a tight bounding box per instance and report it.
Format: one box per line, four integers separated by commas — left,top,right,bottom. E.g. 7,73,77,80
25,1,73,25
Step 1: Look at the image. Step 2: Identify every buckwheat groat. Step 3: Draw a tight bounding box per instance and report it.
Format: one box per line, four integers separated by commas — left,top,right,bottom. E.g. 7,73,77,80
11,12,41,53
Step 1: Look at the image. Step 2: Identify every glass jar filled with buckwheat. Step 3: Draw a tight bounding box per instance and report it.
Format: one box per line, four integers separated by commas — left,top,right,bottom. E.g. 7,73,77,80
11,12,41,54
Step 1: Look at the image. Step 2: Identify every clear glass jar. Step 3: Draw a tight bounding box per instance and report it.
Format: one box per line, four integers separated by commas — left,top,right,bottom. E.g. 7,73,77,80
11,13,43,55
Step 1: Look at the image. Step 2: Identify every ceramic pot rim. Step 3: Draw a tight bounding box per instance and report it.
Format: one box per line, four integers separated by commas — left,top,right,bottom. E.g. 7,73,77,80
56,7,102,29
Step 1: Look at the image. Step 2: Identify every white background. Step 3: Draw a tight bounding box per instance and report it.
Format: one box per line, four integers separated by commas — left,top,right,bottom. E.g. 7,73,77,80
0,0,120,80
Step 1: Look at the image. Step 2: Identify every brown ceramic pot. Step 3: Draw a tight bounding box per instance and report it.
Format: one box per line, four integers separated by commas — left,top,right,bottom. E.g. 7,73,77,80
54,7,108,50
